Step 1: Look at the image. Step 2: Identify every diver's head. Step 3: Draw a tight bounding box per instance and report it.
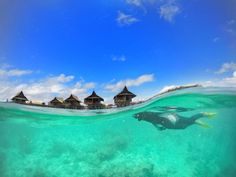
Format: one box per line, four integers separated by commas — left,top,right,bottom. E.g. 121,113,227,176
134,112,158,121
133,112,146,121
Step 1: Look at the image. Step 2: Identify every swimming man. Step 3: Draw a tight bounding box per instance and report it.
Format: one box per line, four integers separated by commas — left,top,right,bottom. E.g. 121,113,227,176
134,112,216,130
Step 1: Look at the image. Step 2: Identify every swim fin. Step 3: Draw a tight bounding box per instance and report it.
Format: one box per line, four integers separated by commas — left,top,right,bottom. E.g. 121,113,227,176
195,120,211,128
202,112,217,119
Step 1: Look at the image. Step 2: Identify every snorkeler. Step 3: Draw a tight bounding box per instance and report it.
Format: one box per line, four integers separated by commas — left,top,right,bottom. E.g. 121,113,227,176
133,112,216,130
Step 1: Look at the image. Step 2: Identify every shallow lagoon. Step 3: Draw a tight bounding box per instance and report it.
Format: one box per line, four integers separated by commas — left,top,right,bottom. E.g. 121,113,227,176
0,87,236,177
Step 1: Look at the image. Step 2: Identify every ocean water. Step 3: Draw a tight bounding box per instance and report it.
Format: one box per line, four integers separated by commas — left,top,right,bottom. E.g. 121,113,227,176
0,87,236,177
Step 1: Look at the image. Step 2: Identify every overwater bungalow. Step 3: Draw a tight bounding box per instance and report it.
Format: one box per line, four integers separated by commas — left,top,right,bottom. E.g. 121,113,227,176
114,86,136,107
49,97,64,108
11,91,28,104
84,91,104,109
64,94,82,109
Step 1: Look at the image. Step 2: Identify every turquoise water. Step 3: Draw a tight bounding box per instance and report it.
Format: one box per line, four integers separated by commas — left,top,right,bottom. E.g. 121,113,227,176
0,87,236,177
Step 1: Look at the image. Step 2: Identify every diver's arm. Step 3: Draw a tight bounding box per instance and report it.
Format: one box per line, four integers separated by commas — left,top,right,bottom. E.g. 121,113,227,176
152,123,166,131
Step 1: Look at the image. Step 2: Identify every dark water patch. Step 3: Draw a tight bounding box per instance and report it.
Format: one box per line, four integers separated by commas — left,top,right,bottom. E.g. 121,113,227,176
0,152,7,177
30,168,54,177
215,166,236,177
47,141,77,158
0,123,12,150
0,123,36,155
96,135,129,162
196,94,236,110
151,106,195,113
0,135,11,150
97,163,161,177
208,95,236,108
17,136,34,156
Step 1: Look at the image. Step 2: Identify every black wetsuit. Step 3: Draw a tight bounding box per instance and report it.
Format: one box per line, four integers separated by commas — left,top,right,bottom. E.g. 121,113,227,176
134,112,206,130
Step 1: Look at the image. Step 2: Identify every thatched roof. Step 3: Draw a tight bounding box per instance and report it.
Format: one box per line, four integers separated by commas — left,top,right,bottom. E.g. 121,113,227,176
50,97,64,104
12,91,28,101
114,86,136,99
84,91,104,102
65,94,81,103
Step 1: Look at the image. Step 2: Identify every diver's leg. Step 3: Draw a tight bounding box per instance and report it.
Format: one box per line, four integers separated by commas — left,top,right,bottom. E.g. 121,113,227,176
174,114,206,129
201,112,217,118
189,113,206,122
194,120,210,128
189,113,211,128
190,112,216,122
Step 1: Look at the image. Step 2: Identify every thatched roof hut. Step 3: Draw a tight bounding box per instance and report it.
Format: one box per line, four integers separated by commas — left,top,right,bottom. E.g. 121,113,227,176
84,91,104,102
64,94,82,109
49,97,64,108
12,91,28,104
114,86,136,107
84,91,104,109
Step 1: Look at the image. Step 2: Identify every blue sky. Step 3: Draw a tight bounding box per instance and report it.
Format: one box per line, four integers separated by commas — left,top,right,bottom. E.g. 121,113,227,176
0,0,236,103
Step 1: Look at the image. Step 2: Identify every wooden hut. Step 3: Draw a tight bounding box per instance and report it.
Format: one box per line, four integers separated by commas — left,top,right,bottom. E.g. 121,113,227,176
49,97,64,108
64,94,82,109
114,86,136,107
84,91,104,109
11,91,28,104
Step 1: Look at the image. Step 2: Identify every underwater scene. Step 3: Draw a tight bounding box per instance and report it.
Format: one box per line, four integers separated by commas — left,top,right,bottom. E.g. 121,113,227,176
0,87,236,177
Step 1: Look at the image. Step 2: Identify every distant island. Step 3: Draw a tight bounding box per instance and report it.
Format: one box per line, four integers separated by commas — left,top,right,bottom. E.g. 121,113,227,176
147,84,201,101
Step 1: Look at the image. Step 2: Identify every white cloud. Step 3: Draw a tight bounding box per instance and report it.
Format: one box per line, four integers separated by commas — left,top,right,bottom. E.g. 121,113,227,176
116,11,139,26
0,74,96,103
216,62,236,74
105,74,154,92
84,82,96,89
225,19,236,35
213,37,220,42
126,0,142,7
122,0,182,24
223,71,236,85
228,19,235,25
0,68,32,77
226,28,235,34
47,74,74,83
0,63,12,69
159,3,180,22
202,61,236,87
112,55,126,62
201,62,236,87
202,71,236,87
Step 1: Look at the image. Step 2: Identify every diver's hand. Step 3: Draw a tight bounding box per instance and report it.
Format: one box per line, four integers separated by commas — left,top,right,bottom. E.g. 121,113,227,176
156,126,166,131
159,127,166,131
